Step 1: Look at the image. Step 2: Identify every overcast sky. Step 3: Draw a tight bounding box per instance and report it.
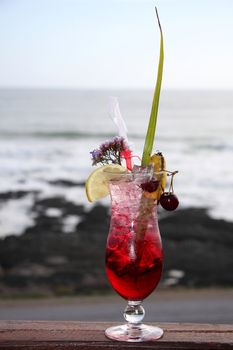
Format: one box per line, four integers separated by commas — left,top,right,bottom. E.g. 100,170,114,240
0,0,233,89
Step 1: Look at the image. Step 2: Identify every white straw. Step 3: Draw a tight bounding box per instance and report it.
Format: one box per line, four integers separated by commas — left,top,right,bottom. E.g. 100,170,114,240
108,96,129,143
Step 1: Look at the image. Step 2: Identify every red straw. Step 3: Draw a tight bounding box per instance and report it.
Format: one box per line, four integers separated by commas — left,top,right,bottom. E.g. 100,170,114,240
120,149,133,171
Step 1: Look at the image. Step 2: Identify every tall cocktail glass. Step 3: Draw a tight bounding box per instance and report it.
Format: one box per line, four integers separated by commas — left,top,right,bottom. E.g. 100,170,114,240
105,170,164,342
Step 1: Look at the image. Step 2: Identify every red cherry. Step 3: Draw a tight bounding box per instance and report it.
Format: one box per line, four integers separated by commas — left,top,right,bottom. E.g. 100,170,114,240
160,192,179,211
140,180,159,193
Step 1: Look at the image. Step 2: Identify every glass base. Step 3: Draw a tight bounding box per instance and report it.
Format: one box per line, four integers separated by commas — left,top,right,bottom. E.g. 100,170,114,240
105,323,163,342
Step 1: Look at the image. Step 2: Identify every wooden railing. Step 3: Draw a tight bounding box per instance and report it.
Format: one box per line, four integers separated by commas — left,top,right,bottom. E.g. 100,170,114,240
0,321,232,349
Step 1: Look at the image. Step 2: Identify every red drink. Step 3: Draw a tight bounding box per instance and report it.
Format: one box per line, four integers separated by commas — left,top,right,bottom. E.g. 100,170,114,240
105,174,163,301
106,222,163,300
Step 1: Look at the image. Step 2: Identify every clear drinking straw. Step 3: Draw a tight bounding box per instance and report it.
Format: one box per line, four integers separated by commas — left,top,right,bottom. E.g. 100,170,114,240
108,96,133,170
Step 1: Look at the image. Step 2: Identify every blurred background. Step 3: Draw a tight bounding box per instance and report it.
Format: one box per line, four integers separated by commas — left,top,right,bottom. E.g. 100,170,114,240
0,0,232,323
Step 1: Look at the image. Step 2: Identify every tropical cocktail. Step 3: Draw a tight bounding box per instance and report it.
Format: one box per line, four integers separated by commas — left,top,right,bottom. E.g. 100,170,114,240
85,8,179,342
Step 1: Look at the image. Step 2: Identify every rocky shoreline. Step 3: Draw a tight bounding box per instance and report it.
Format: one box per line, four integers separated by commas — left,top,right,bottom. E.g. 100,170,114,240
0,188,232,297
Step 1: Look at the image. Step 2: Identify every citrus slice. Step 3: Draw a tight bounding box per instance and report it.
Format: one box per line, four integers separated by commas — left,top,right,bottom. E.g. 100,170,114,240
85,164,126,202
147,152,167,200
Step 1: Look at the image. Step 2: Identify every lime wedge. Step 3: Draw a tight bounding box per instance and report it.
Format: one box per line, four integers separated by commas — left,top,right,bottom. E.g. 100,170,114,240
85,164,126,202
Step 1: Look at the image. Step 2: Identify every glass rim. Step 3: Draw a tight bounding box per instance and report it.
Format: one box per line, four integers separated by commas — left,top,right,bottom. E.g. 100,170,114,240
103,169,165,180
103,169,165,174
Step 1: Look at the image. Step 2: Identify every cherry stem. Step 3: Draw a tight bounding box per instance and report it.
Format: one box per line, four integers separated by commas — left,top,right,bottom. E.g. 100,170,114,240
167,171,178,193
165,170,178,176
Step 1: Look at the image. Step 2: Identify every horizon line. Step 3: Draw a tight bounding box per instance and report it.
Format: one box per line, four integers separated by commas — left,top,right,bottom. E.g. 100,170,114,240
0,86,233,92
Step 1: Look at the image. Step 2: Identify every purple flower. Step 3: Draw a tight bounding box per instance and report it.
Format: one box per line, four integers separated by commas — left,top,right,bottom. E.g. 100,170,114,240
100,141,110,152
90,137,129,166
90,149,101,159
90,149,102,165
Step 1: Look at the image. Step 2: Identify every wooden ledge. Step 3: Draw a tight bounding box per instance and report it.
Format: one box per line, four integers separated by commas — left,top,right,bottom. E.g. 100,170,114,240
0,321,232,349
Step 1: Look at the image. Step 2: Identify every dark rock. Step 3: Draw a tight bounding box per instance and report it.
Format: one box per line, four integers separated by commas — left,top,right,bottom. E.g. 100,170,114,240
77,205,110,233
159,208,233,287
0,190,38,201
33,196,85,217
48,179,85,187
0,203,232,296
0,201,110,294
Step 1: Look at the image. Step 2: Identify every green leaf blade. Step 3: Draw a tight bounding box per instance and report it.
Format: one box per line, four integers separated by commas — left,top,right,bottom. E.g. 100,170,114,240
141,8,164,166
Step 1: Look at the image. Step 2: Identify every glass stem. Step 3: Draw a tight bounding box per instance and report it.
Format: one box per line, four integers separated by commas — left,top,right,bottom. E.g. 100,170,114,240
124,300,145,327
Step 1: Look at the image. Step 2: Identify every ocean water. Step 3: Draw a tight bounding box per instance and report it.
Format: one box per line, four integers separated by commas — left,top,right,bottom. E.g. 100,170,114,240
0,88,232,237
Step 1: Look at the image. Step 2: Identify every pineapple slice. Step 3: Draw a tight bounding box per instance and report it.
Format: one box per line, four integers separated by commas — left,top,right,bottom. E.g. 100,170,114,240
144,152,166,200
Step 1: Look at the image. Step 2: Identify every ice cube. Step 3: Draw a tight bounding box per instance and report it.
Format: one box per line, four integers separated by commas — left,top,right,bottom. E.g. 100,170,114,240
132,165,154,183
